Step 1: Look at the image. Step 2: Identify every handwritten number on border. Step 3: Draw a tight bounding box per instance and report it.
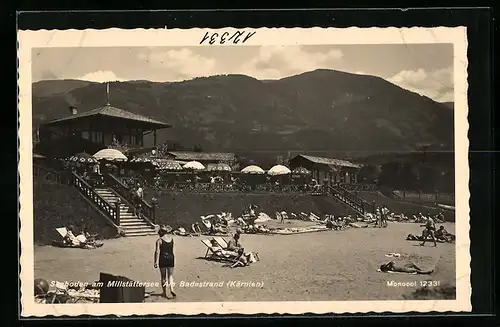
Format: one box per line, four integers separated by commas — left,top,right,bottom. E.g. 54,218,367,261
200,31,256,45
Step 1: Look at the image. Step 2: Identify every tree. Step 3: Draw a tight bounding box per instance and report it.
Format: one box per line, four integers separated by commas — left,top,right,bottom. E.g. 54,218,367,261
276,155,284,165
156,141,170,158
193,144,203,152
358,164,381,184
107,138,129,153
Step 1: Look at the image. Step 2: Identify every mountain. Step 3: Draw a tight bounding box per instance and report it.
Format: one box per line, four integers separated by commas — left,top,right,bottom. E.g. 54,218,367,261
31,69,454,158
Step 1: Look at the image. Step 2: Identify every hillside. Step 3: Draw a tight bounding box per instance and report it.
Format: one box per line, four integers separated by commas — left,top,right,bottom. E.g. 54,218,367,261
32,70,454,157
33,178,118,245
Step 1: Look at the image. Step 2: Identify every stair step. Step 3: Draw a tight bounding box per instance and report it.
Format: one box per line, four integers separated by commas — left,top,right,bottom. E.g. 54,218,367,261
119,218,143,222
125,231,157,237
120,215,141,219
122,226,155,232
121,221,150,226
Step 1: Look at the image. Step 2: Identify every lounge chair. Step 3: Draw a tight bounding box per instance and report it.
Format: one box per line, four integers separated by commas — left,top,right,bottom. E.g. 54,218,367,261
212,236,229,249
53,227,103,249
201,239,236,262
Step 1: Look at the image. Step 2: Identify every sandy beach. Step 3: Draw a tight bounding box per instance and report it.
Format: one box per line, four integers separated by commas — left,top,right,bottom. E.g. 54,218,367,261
34,221,456,302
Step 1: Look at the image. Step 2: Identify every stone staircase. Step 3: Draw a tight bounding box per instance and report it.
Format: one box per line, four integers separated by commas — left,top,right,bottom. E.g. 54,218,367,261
94,188,156,237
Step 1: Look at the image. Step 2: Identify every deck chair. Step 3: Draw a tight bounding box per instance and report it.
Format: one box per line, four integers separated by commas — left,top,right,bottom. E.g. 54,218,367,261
53,227,80,248
212,236,229,249
201,239,236,262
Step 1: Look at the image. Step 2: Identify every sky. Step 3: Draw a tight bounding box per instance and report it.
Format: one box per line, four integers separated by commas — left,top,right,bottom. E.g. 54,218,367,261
32,44,454,102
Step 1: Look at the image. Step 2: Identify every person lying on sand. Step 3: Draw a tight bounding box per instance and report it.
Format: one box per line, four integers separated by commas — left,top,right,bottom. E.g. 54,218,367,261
244,224,270,234
201,218,228,235
230,249,260,268
406,234,423,241
379,261,434,274
172,227,189,236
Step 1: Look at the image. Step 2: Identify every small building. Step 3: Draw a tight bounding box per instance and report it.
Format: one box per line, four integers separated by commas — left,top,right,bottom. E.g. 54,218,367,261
288,154,362,184
166,151,237,168
39,105,172,154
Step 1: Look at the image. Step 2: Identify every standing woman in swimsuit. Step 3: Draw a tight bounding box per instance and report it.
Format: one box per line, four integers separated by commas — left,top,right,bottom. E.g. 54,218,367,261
154,225,176,298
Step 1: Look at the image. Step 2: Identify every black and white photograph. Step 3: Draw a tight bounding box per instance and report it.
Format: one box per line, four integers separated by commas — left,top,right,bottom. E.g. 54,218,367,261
18,27,470,315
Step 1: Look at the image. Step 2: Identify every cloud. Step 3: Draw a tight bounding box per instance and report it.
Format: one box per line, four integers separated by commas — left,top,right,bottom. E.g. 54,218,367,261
77,70,127,82
137,48,216,81
388,67,453,102
241,46,344,79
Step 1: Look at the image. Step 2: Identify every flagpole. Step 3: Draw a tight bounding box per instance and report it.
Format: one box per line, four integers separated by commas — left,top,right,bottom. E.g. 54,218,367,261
106,82,110,105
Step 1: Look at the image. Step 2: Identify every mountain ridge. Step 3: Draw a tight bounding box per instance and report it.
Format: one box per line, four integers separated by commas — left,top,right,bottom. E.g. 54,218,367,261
32,69,454,158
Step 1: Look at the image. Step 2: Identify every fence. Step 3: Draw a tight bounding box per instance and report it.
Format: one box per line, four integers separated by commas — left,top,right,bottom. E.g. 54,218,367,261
393,190,455,206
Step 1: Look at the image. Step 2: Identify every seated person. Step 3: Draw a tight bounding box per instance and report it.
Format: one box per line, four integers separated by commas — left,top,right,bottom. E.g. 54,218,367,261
379,261,434,274
64,225,81,246
434,225,455,242
64,226,103,249
226,230,244,253
325,216,335,229
209,239,239,258
434,212,445,223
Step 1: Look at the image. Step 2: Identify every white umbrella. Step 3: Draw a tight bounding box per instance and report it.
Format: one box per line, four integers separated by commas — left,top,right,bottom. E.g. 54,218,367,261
183,161,205,170
93,148,128,161
241,165,265,174
268,164,291,176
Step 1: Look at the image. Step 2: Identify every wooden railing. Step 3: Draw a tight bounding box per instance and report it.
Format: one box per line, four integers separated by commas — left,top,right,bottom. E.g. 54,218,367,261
328,184,375,215
33,164,72,185
105,173,156,224
339,183,378,192
72,172,121,225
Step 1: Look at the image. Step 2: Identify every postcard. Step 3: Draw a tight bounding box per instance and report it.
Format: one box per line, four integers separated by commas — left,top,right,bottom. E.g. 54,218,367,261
18,26,470,316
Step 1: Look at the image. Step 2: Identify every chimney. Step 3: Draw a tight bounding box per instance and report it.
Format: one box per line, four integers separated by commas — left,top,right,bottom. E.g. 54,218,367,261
69,106,78,115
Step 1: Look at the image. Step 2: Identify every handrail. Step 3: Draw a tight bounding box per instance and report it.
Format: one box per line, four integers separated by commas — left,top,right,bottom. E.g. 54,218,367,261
328,185,367,214
72,172,120,224
106,173,155,224
334,183,372,208
339,183,378,192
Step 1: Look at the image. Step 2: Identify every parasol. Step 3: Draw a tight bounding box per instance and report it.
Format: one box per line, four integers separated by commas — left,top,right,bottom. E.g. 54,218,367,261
241,165,265,174
267,164,291,176
183,161,206,170
93,149,128,162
